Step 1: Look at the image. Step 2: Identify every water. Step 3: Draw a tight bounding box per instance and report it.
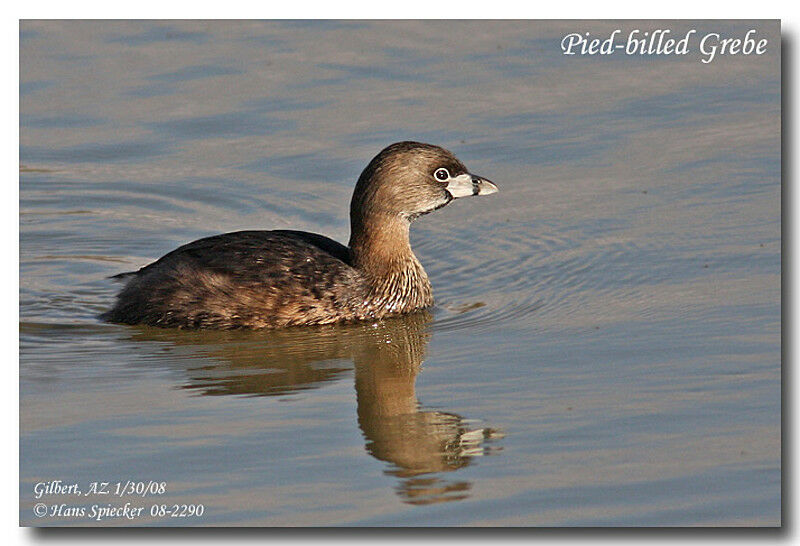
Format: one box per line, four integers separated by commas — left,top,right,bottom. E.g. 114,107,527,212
20,20,780,526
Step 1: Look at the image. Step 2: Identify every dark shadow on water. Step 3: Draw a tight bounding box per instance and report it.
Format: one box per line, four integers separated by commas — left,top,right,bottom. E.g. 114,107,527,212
125,312,502,506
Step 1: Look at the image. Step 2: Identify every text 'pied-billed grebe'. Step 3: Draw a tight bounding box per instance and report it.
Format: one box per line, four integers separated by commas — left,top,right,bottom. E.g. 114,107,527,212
103,141,498,329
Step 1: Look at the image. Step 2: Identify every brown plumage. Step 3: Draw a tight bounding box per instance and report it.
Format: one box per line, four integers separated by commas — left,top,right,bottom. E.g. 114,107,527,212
102,141,498,329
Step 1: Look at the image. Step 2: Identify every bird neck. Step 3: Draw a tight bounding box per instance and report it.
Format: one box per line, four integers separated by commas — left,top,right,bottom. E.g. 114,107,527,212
349,212,433,313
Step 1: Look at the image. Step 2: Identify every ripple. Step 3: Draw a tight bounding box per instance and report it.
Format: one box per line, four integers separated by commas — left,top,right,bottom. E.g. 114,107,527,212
417,218,669,335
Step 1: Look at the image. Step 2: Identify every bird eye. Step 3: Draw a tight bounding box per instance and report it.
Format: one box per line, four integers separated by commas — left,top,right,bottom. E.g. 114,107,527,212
434,168,450,181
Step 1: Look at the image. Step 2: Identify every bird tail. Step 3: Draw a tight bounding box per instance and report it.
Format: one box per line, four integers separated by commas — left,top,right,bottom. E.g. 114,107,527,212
108,271,137,281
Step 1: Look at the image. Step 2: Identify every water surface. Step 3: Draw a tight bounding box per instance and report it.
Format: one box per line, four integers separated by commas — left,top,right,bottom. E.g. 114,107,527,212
20,20,780,526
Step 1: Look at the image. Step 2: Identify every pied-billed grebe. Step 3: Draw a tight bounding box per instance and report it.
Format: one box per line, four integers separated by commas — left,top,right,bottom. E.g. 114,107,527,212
103,141,498,329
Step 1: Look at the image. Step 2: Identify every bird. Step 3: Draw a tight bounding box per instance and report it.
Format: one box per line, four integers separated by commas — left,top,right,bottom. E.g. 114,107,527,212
102,141,498,329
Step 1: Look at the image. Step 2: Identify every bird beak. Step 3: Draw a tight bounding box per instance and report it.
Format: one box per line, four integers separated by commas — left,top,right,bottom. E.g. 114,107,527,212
446,173,499,198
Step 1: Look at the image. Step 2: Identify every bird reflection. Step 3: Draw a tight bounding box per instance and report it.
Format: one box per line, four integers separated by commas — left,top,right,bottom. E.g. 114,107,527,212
127,312,501,505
